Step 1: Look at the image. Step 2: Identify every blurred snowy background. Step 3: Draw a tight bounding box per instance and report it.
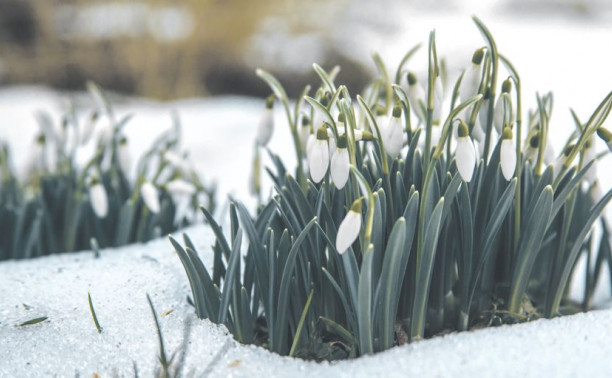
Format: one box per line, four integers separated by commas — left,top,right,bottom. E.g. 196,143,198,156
0,0,611,198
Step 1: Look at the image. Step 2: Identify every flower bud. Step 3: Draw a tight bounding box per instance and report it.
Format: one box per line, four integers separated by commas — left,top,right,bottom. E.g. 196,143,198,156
336,199,362,254
500,127,516,181
308,125,330,183
141,181,161,214
455,121,476,182
331,135,350,190
89,179,108,218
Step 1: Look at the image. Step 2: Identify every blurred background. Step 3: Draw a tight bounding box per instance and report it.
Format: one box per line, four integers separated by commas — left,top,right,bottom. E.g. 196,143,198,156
0,0,610,100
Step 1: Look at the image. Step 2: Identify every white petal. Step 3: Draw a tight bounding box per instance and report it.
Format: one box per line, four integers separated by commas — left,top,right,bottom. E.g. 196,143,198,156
500,139,516,181
328,136,336,157
308,140,329,183
493,96,506,134
456,137,476,182
432,76,444,122
336,210,362,254
141,182,161,213
384,117,404,157
460,63,481,102
331,148,350,189
118,144,131,175
166,179,196,196
90,183,108,218
256,108,274,146
306,134,316,157
299,125,310,152
478,98,490,130
408,83,426,121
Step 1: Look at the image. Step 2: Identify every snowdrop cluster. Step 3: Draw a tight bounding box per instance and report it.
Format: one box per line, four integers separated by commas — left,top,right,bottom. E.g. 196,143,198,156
1,83,214,260
177,18,612,361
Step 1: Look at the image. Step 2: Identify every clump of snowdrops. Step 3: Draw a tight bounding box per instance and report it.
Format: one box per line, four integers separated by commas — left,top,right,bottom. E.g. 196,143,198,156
0,83,215,260
172,18,612,360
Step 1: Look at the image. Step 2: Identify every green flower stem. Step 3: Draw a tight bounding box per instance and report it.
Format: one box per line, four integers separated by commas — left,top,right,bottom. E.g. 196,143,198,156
357,95,389,176
350,167,375,250
500,54,523,252
473,16,499,165
373,53,392,114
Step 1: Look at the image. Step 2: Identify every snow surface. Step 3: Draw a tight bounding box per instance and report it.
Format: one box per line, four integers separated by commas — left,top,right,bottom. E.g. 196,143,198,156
1,223,612,377
2,1,612,376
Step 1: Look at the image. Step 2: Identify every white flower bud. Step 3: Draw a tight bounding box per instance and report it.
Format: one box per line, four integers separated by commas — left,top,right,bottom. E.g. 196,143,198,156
89,181,108,218
455,121,476,182
336,200,362,254
432,75,444,123
308,126,330,184
141,181,160,214
407,73,426,122
166,179,196,196
118,137,131,175
384,106,404,157
597,127,612,153
331,137,350,190
500,127,516,181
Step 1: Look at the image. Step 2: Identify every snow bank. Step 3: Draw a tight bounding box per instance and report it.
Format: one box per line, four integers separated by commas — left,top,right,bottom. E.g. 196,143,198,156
1,223,612,377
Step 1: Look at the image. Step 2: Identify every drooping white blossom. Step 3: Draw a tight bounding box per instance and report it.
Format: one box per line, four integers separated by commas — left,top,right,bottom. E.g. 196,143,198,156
336,199,362,254
117,136,131,175
141,181,161,214
256,95,275,146
166,179,196,196
500,127,516,181
89,180,108,218
432,75,444,123
455,121,476,182
407,72,426,122
459,48,484,102
384,105,404,157
308,125,330,183
493,79,513,134
330,136,350,190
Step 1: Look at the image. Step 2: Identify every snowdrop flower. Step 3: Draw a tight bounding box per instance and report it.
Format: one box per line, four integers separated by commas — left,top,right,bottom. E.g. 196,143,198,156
597,127,612,153
493,79,513,134
256,95,275,146
432,75,444,123
298,114,311,152
590,181,603,204
384,105,404,157
141,181,161,214
500,126,516,181
80,110,99,145
553,144,572,177
523,133,540,162
89,178,108,218
478,88,491,131
407,72,426,122
583,137,598,184
331,135,350,189
460,48,484,102
117,136,131,175
163,150,191,173
308,125,330,183
455,121,476,182
336,199,362,254
166,179,196,196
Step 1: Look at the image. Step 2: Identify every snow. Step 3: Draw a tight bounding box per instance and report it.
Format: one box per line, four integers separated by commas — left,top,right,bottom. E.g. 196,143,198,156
1,1,612,376
1,223,612,377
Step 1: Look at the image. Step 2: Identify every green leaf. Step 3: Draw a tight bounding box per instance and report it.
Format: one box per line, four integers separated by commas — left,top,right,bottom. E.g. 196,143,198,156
19,316,48,327
411,197,445,340
275,217,317,354
378,217,408,350
509,186,553,313
549,187,612,315
218,230,243,324
357,244,375,355
170,236,207,319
